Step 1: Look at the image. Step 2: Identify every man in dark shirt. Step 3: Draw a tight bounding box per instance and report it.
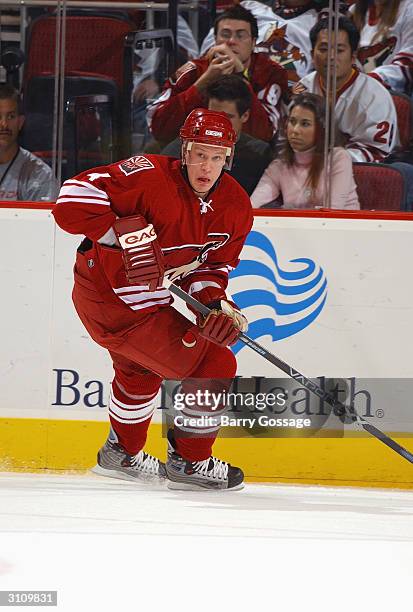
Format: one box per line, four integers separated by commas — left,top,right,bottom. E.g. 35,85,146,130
161,75,273,194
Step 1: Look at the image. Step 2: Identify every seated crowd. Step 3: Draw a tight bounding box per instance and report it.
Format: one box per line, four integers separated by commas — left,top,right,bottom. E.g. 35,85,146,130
3,0,413,208
144,1,413,211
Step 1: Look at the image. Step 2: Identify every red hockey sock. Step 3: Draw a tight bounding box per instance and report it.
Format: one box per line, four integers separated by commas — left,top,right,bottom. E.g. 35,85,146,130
174,344,237,462
110,415,152,455
109,377,160,455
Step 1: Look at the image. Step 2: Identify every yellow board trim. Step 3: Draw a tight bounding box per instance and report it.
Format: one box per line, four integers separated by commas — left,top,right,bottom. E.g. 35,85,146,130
1,417,413,489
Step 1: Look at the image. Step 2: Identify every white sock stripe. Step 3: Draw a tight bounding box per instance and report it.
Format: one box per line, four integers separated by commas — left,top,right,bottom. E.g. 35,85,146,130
109,401,155,421
109,409,155,424
180,407,227,418
110,390,155,411
114,381,159,401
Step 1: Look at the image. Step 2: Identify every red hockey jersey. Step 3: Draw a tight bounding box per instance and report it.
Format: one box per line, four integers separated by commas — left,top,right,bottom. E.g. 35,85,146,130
147,53,288,144
53,155,253,318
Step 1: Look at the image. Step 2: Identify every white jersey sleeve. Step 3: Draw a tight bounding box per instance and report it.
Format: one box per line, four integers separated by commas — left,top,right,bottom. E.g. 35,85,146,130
351,0,413,95
299,70,399,163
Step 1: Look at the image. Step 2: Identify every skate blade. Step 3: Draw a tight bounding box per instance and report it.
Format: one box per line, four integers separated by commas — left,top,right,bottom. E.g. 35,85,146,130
91,464,166,484
167,480,244,492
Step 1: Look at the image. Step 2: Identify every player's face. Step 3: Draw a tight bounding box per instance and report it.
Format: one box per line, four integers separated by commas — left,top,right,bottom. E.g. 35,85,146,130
287,105,316,152
215,19,256,65
208,98,249,137
0,98,23,151
185,143,228,195
312,29,356,86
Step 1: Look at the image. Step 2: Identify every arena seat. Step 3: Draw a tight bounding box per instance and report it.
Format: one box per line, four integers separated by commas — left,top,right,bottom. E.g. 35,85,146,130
353,162,406,210
391,92,413,157
21,14,136,178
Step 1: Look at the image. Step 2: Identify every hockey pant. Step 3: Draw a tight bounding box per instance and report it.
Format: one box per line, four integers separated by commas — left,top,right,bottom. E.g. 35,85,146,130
72,266,236,461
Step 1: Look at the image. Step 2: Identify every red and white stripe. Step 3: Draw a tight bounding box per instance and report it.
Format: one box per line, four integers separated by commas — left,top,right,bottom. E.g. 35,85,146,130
187,280,222,296
177,404,226,435
350,144,385,163
113,285,171,311
56,180,110,207
109,383,157,425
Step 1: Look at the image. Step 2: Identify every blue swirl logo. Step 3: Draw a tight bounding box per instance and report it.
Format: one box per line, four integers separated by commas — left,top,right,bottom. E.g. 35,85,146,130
230,231,328,354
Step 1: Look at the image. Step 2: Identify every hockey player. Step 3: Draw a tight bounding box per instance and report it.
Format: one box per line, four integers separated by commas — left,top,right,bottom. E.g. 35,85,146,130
53,109,253,491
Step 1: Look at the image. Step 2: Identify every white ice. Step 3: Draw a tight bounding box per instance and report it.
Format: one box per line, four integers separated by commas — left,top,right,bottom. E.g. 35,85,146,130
1,472,413,612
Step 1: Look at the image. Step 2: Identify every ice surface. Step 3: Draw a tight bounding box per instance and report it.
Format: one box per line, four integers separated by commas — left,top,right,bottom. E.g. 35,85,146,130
1,472,413,611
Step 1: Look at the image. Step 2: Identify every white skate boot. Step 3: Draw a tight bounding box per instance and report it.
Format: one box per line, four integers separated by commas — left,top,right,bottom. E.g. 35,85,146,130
92,438,166,483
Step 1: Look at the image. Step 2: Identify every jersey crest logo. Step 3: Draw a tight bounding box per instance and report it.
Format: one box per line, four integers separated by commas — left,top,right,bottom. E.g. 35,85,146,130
164,234,230,282
260,23,306,85
119,156,155,176
358,37,397,73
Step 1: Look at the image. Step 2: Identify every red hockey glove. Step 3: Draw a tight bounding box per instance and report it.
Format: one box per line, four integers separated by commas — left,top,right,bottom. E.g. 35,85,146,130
198,300,248,347
113,215,164,291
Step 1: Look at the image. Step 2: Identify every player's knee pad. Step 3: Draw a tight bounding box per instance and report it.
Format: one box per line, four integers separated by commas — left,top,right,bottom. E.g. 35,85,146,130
111,354,163,396
188,343,237,380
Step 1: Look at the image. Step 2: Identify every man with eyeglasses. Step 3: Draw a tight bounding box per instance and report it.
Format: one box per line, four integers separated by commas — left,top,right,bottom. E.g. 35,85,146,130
148,4,288,146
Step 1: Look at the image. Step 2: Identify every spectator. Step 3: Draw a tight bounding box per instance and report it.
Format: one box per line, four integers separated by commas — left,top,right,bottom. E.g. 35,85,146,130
251,92,360,209
0,84,56,201
132,16,200,149
147,4,288,145
161,75,273,195
200,0,318,88
350,0,413,95
295,16,399,163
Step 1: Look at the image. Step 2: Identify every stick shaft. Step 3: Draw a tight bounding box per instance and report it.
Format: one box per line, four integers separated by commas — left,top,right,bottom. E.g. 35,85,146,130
169,282,413,465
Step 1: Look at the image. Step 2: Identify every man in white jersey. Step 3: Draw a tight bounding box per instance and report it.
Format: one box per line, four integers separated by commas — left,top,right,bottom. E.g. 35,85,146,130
350,0,413,95
295,15,399,163
0,84,57,201
295,16,413,210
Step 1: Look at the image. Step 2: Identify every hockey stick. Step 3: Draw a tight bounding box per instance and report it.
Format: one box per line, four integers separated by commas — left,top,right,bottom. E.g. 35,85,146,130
168,281,413,465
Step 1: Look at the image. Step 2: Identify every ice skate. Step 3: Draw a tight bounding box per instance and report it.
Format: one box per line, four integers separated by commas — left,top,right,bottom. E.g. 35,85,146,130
91,439,166,483
165,430,244,491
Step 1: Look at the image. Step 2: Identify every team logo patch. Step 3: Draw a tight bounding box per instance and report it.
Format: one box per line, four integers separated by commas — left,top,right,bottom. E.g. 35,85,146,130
119,156,155,176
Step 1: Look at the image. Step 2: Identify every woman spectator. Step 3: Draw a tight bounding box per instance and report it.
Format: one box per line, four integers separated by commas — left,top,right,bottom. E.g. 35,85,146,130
350,0,413,95
251,93,360,209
